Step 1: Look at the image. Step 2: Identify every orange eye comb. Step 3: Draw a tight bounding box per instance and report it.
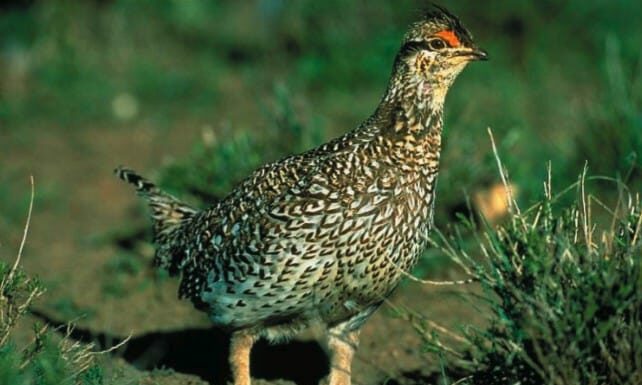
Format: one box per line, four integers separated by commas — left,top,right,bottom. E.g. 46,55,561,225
435,30,460,47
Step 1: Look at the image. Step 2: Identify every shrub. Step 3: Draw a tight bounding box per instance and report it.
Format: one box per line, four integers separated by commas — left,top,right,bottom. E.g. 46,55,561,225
0,181,104,385
421,167,642,385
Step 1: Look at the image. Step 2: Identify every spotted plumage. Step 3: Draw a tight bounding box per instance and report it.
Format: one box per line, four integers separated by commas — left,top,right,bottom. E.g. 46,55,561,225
116,5,485,385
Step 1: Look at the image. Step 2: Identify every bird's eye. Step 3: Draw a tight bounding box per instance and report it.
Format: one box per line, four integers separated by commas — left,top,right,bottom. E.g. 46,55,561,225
427,38,447,50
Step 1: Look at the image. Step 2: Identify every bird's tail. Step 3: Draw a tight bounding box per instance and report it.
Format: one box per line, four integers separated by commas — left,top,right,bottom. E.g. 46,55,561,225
115,166,197,272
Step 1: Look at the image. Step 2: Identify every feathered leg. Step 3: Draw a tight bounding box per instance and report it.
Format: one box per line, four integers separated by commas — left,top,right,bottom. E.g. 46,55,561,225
327,328,360,385
229,331,256,385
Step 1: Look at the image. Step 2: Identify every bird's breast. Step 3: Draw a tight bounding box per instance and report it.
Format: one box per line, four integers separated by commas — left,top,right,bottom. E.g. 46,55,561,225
323,170,437,300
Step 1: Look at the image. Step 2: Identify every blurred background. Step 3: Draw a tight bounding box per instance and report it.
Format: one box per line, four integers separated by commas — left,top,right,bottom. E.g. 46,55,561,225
0,0,641,384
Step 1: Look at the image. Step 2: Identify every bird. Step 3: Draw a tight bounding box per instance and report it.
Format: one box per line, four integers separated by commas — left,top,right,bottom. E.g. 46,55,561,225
115,5,486,385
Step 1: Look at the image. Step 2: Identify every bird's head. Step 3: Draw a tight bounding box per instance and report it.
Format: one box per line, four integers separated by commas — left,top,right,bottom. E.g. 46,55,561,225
395,5,486,87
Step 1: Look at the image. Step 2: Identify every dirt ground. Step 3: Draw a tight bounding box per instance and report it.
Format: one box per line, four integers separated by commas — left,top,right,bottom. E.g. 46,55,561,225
0,123,482,385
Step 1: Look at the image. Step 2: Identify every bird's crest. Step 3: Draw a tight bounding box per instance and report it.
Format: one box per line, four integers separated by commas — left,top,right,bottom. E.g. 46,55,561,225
418,3,474,47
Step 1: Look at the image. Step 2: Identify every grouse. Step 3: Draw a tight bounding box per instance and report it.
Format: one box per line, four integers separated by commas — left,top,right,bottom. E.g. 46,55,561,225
116,5,486,385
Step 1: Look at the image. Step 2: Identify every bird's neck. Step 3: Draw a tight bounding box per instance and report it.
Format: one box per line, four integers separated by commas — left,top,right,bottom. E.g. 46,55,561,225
370,70,449,168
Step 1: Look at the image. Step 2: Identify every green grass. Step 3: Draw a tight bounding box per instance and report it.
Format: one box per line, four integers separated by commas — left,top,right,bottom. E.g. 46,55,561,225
0,173,61,236
417,169,642,384
159,84,326,202
101,251,147,299
0,260,104,385
17,0,631,218
2,2,641,223
0,334,105,385
48,298,96,323
0,187,105,385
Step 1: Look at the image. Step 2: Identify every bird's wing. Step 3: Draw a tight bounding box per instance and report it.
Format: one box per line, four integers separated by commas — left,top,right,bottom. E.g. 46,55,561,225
173,136,344,301
187,132,393,327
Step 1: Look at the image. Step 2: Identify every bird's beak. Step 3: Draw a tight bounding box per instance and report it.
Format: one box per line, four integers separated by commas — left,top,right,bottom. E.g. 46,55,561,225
454,47,489,62
469,48,488,61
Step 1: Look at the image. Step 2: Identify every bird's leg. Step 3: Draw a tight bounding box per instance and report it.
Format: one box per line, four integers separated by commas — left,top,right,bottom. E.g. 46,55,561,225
229,331,256,385
327,329,360,385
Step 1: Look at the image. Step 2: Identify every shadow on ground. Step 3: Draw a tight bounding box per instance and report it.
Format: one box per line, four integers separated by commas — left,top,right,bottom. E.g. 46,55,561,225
31,310,329,385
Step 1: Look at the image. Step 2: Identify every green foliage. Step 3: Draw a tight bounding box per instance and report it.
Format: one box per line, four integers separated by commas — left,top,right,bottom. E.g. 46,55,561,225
159,85,326,203
0,259,104,385
0,335,104,385
0,343,25,385
100,249,158,298
49,298,95,322
425,173,642,384
1,195,104,385
574,36,642,182
2,0,641,209
0,261,45,348
0,173,60,236
160,129,263,202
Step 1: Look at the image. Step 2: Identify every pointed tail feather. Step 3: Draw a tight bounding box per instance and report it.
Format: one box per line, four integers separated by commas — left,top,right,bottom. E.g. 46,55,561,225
114,166,196,272
114,166,162,196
